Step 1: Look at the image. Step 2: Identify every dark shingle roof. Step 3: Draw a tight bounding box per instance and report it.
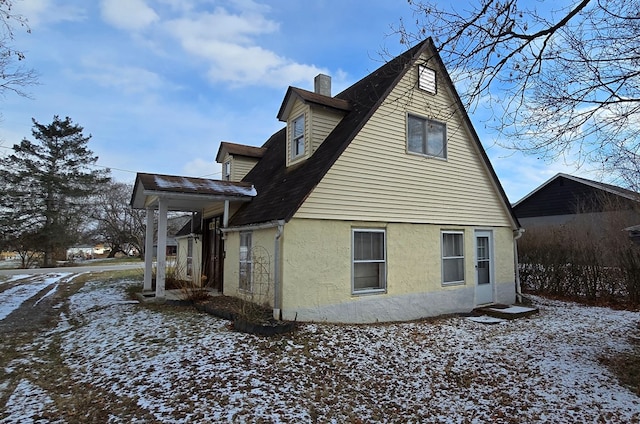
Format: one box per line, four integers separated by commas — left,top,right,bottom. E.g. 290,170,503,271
228,38,519,229
228,41,428,227
276,87,352,121
216,142,267,163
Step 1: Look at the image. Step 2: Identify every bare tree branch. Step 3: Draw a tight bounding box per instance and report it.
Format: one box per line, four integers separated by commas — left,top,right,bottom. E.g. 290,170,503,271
396,0,640,188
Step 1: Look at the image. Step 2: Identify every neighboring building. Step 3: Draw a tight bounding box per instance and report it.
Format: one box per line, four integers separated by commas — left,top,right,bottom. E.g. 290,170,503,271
513,173,640,231
626,224,640,246
132,38,522,323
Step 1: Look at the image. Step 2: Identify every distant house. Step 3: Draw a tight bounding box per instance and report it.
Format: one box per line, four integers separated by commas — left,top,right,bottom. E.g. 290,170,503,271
513,173,640,233
132,38,522,323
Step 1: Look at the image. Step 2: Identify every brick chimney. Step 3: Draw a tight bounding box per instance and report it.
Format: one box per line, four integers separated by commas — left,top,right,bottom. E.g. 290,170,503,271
314,74,331,97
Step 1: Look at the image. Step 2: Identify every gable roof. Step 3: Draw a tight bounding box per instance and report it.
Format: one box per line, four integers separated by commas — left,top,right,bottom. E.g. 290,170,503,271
276,87,352,121
513,173,640,218
228,38,519,229
215,141,267,163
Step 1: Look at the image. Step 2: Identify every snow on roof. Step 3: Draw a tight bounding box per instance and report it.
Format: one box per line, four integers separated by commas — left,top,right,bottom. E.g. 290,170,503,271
152,175,257,197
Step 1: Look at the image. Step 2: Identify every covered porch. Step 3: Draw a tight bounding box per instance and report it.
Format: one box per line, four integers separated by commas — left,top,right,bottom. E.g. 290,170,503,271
130,173,256,300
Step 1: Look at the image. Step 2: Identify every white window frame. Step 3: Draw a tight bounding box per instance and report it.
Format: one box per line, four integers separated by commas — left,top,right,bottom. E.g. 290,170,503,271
442,231,465,286
291,114,305,159
418,65,436,94
222,161,231,181
352,228,387,294
239,232,252,292
407,114,447,159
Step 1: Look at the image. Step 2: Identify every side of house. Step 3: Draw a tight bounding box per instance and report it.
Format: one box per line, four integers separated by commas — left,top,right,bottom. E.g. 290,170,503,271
219,39,520,323
135,38,521,323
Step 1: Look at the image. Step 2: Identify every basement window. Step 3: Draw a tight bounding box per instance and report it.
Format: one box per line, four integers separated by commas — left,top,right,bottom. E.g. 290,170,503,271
352,229,387,294
442,231,464,285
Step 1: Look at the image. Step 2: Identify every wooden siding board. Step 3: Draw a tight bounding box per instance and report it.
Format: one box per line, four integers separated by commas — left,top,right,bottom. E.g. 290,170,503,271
295,51,511,227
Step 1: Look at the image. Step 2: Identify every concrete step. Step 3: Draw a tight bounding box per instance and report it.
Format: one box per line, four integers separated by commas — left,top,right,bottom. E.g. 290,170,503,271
473,304,539,320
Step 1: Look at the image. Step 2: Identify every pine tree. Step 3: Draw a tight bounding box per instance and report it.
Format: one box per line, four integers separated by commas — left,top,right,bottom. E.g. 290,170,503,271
0,116,110,267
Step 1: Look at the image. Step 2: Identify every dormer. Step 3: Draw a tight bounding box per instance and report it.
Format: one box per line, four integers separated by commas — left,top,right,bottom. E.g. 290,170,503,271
215,142,266,182
277,74,351,167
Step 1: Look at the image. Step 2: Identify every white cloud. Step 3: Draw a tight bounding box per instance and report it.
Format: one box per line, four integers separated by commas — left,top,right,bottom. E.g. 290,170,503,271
76,62,165,94
164,5,326,88
100,0,159,31
12,0,86,27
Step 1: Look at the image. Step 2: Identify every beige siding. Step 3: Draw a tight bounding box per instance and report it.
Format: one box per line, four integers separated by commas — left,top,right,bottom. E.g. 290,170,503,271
295,52,513,227
231,156,259,181
220,152,259,182
286,100,310,166
310,107,344,153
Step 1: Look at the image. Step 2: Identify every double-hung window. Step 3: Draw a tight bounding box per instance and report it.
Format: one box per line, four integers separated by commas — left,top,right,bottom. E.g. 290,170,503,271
239,232,252,291
352,229,386,293
291,114,305,159
442,231,464,285
407,114,446,159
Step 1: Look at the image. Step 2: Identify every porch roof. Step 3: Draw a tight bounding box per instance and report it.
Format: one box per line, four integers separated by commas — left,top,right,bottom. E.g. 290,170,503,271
130,172,256,211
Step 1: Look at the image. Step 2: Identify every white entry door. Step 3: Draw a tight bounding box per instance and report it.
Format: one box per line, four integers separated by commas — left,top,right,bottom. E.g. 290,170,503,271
475,230,494,305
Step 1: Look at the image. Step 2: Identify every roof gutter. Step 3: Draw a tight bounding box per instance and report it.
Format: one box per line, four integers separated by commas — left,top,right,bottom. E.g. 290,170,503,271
220,220,286,233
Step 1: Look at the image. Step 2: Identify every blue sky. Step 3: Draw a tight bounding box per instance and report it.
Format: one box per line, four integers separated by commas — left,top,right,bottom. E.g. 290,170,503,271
0,0,598,203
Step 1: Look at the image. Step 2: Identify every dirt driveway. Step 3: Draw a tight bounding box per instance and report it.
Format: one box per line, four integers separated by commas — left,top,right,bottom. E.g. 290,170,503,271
0,273,81,334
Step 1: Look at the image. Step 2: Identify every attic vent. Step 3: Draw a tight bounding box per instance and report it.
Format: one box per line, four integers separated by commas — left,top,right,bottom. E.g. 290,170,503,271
314,74,331,97
419,65,436,94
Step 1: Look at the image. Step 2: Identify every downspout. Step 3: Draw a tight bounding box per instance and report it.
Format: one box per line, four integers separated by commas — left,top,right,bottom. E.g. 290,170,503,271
273,221,284,320
513,228,525,303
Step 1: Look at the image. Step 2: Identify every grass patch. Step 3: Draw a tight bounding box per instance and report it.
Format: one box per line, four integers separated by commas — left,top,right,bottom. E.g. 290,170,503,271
600,323,640,396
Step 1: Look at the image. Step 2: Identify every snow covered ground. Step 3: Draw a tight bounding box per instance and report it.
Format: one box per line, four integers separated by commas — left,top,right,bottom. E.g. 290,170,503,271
1,275,640,423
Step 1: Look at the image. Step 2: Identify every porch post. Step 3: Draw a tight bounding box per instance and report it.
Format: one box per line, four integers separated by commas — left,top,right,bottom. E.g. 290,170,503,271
156,198,168,298
143,207,154,292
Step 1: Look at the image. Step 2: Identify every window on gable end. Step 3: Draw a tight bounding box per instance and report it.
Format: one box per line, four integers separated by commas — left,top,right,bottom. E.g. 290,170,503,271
291,114,305,159
419,65,436,94
407,114,447,159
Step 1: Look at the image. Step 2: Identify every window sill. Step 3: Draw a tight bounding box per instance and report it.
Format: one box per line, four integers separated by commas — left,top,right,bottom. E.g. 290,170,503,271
352,288,386,296
441,281,465,287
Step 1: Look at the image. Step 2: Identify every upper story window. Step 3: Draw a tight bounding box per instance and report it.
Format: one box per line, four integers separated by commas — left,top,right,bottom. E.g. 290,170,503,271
407,114,446,159
222,161,231,181
291,114,305,159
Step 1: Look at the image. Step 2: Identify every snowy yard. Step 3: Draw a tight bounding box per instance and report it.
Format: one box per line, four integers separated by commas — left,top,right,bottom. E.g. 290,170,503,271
1,273,639,423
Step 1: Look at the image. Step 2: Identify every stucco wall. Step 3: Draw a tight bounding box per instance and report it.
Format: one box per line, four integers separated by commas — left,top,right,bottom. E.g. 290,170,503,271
279,218,515,323
223,227,277,307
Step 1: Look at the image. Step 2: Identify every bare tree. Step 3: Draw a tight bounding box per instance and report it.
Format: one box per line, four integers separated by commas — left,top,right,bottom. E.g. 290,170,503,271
91,181,146,258
397,0,640,187
0,0,37,98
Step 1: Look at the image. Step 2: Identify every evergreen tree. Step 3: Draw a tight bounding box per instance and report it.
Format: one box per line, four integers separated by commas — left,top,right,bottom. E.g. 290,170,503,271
0,116,110,267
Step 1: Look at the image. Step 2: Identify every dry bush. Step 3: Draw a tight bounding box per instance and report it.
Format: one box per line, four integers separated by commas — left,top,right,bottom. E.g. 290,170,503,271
519,194,640,305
